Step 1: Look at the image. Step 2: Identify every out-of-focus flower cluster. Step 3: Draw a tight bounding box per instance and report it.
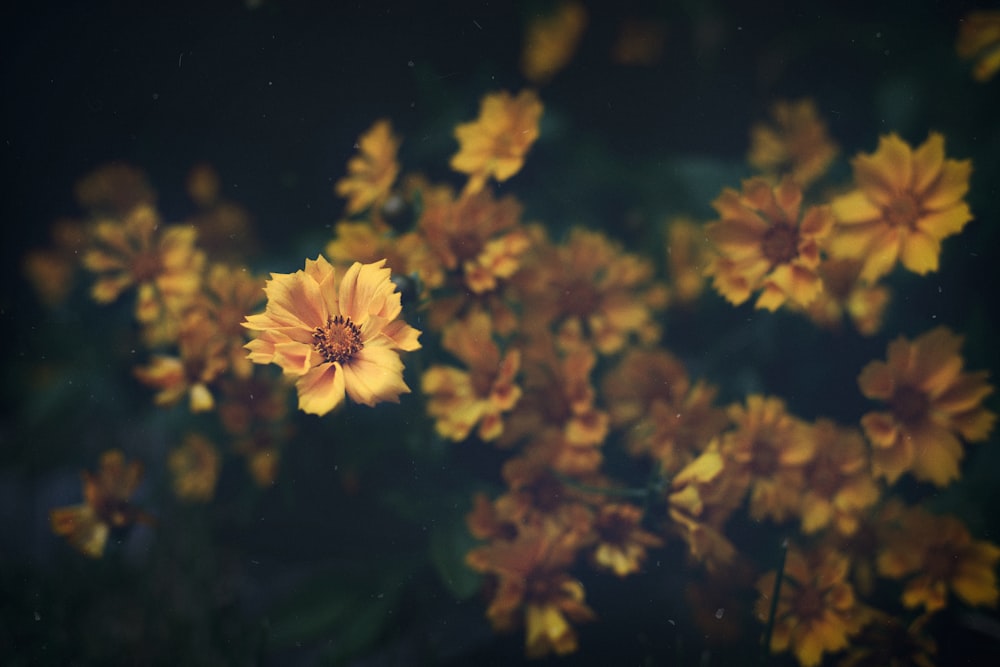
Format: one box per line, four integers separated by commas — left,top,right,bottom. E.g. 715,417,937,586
25,11,999,664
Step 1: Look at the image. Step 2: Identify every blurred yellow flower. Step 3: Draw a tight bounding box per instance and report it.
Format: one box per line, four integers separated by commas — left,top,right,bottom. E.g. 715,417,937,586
664,216,714,305
830,132,973,282
858,326,996,486
50,450,152,558
957,10,1000,82
168,433,220,502
755,546,867,667
748,99,839,188
801,257,890,336
877,505,1000,612
706,177,834,311
589,503,662,577
521,2,587,83
334,119,401,218
450,89,543,196
243,256,421,416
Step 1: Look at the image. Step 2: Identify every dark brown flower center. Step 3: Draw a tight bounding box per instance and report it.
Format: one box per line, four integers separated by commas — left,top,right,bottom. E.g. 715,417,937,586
751,439,779,476
884,193,920,229
313,315,363,364
130,249,163,283
889,385,929,425
794,586,824,620
761,222,800,265
924,544,957,581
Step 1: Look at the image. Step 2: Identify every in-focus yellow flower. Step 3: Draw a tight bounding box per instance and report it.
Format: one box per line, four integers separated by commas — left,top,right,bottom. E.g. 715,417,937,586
521,2,587,83
755,546,868,667
243,256,421,416
877,505,1000,612
334,119,401,218
82,204,205,324
706,177,834,311
829,133,973,282
450,89,543,196
748,99,839,188
422,311,521,442
168,433,220,502
858,326,996,486
50,450,153,558
957,10,1000,82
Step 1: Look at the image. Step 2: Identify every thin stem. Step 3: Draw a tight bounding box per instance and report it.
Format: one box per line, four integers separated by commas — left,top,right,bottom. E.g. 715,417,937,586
760,537,789,666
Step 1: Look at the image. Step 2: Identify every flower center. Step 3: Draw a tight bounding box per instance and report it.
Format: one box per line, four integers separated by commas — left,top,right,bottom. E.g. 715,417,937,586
889,385,929,425
761,222,800,265
313,315,363,364
793,586,824,621
750,439,779,476
884,193,920,229
924,544,957,581
130,249,163,283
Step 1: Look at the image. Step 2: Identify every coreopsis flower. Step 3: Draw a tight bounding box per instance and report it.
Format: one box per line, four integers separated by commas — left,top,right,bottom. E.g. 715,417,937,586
748,98,839,188
521,1,587,83
665,216,714,305
798,419,881,536
589,503,662,577
877,505,1000,612
519,227,666,354
168,433,220,502
836,611,937,667
755,546,868,667
466,512,595,658
829,133,973,282
720,395,817,522
957,10,1000,82
334,119,401,218
133,309,230,412
50,450,152,558
193,263,267,380
73,162,156,217
22,218,88,308
705,177,834,311
421,311,521,441
242,256,422,416
858,326,996,486
450,89,543,196
801,257,890,336
82,204,205,324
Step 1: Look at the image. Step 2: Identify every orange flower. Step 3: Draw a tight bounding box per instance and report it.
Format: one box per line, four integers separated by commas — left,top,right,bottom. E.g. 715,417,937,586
50,450,152,558
334,119,401,218
466,512,595,658
589,503,662,577
421,311,521,441
242,256,421,416
748,99,839,188
858,326,996,486
877,505,1000,612
520,2,587,84
798,419,881,536
82,204,205,324
755,546,868,667
721,395,816,522
705,177,834,311
956,10,1000,82
829,133,973,282
168,433,220,502
450,89,543,196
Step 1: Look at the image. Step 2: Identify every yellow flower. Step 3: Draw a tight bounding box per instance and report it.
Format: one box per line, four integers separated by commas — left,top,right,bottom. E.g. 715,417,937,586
450,89,543,196
422,311,521,441
168,433,220,502
706,177,834,311
664,216,714,305
877,505,1000,612
956,10,1000,82
242,256,421,416
837,611,937,667
520,2,587,84
50,450,152,558
82,204,205,324
334,119,401,217
858,326,996,486
755,546,868,667
829,132,973,282
73,162,156,216
801,257,890,336
589,504,662,577
748,99,839,188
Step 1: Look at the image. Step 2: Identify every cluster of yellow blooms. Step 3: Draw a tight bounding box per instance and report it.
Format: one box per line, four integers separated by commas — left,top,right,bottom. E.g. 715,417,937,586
26,5,999,665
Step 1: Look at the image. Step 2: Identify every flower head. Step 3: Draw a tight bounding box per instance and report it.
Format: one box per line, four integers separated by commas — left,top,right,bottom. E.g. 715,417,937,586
748,98,839,188
706,177,834,311
168,433,220,502
450,89,543,196
243,256,421,416
956,11,1000,82
334,119,401,219
858,326,995,486
520,2,587,84
830,133,973,282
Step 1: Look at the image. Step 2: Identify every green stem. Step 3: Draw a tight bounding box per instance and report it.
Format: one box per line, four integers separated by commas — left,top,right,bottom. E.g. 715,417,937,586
760,538,789,667
553,469,665,500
